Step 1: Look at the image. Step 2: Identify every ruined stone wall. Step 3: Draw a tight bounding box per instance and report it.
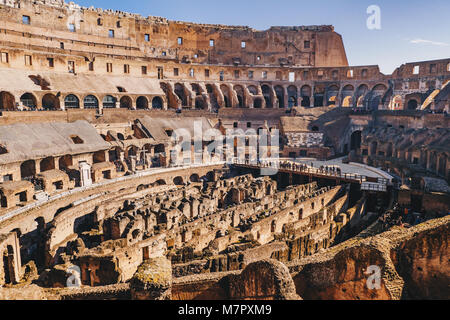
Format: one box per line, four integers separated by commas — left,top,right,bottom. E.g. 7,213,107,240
0,0,348,67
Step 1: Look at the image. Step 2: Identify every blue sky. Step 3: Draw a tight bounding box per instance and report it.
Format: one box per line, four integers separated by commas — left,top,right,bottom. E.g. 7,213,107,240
75,0,450,74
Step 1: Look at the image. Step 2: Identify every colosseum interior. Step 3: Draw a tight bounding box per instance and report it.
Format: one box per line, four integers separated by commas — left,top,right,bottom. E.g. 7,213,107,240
0,0,448,302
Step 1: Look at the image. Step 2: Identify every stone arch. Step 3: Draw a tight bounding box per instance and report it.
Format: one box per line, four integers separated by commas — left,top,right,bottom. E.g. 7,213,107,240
152,96,164,109
0,91,15,111
274,85,285,108
20,160,36,179
342,96,353,107
341,84,354,107
391,95,403,110
247,85,258,95
155,179,166,186
220,84,232,108
20,93,37,109
234,85,245,108
190,174,200,183
301,85,312,107
326,85,339,106
42,93,60,110
83,95,99,109
175,83,188,106
40,156,55,172
314,85,325,107
64,94,80,109
120,96,132,109
173,176,184,186
191,83,202,96
261,85,272,108
93,150,106,164
356,84,369,107
126,145,139,158
102,95,117,109
136,96,149,110
58,155,73,170
287,85,298,108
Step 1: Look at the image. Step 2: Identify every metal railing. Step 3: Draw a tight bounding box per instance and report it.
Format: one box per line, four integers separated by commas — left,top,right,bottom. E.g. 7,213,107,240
233,159,390,190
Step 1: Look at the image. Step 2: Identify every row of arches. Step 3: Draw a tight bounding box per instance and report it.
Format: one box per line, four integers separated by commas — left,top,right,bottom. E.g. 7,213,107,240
0,91,165,111
161,82,390,110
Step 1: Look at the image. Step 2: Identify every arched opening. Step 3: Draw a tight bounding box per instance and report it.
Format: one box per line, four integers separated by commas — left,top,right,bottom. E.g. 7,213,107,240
83,95,99,109
155,179,166,186
234,85,245,108
247,86,258,95
93,151,106,164
136,96,149,109
253,98,263,109
120,96,132,109
175,83,187,106
20,93,37,109
173,176,184,186
356,84,369,107
261,85,272,108
407,99,418,110
274,86,284,108
391,95,403,110
313,86,325,107
64,94,80,109
40,157,55,172
288,96,296,109
102,95,117,109
20,160,36,180
326,85,339,107
341,85,354,107
58,155,73,170
126,146,138,158
191,84,202,96
42,93,60,110
350,131,362,151
0,91,15,111
152,96,163,109
301,85,311,107
220,85,231,108
190,174,200,183
342,96,353,107
369,84,387,110
287,85,298,108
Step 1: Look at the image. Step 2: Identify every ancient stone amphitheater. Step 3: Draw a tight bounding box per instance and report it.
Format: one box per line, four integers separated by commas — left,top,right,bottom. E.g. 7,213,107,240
0,0,448,300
